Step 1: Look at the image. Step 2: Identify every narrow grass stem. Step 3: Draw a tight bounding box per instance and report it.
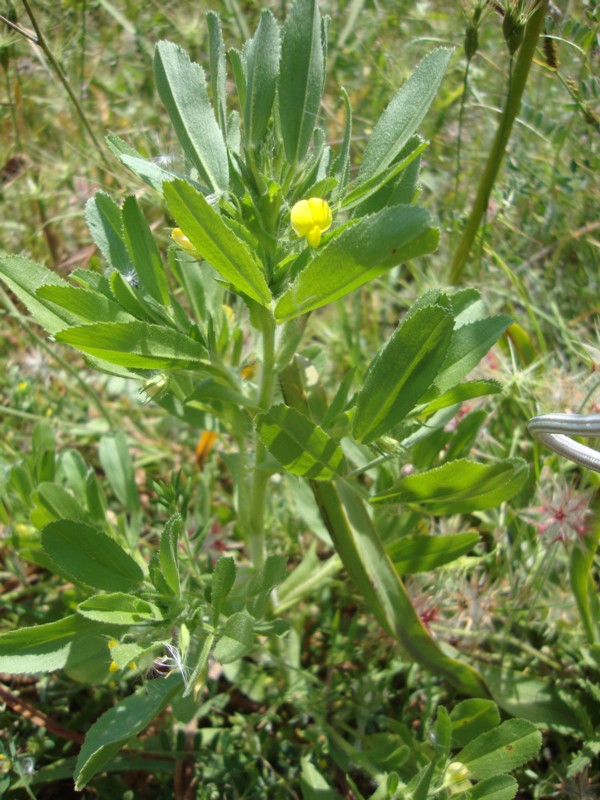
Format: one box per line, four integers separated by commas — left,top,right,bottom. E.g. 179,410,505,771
247,311,276,570
20,0,110,168
453,57,471,214
449,0,548,284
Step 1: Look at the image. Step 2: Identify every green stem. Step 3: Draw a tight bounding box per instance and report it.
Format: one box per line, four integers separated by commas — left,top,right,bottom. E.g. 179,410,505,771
20,0,110,168
247,310,276,569
448,0,548,284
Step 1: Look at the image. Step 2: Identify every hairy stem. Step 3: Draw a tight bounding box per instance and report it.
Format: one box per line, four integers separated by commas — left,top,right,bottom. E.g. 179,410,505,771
247,310,276,569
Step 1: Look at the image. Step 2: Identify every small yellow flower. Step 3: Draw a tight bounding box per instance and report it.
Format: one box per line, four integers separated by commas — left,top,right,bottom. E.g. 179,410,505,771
109,661,119,673
442,762,472,795
171,228,196,252
290,198,332,248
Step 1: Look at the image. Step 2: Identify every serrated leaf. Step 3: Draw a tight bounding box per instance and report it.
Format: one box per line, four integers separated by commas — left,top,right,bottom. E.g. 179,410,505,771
77,593,163,625
74,674,181,790
331,87,352,195
164,180,271,306
35,285,134,324
342,136,427,212
353,305,454,443
256,404,346,480
0,255,81,334
457,719,541,779
275,205,438,322
245,11,280,147
41,520,143,592
0,615,105,674
214,611,255,664
85,192,133,274
279,0,323,164
371,458,529,514
122,195,170,306
206,12,227,132
359,48,453,180
153,41,228,193
55,320,209,369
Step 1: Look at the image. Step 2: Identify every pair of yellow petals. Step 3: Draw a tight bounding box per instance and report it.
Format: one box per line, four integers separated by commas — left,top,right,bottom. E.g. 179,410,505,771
172,197,332,252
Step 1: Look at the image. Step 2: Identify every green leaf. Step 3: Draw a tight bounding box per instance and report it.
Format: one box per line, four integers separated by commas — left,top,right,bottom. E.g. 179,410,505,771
341,136,428,212
275,205,438,322
41,520,143,592
33,483,93,525
256,404,346,480
434,316,512,395
434,706,453,763
159,514,181,597
0,255,81,334
331,87,352,196
245,10,280,147
108,271,163,324
214,611,255,664
77,593,163,625
455,775,518,800
359,48,453,180
122,196,170,306
55,320,208,369
279,360,489,699
99,431,140,513
335,479,488,697
570,517,600,642
206,11,227,132
418,380,502,415
300,756,337,798
387,532,480,574
246,554,288,618
482,665,580,732
35,285,133,324
371,458,529,514
153,41,228,193
279,0,324,164
164,180,271,306
183,633,215,698
457,718,542,779
85,192,133,274
450,700,502,748
0,615,105,674
74,674,181,790
211,556,236,625
107,134,181,192
228,48,247,111
353,305,454,443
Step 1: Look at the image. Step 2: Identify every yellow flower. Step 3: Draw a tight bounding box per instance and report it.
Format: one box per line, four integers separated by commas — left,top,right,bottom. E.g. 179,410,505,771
171,228,196,252
290,198,332,248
